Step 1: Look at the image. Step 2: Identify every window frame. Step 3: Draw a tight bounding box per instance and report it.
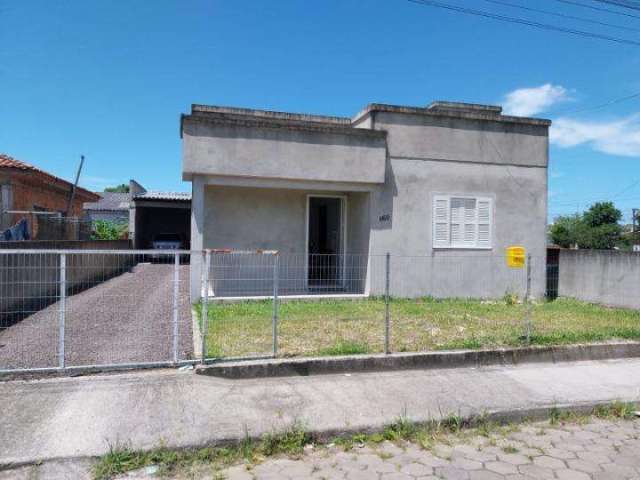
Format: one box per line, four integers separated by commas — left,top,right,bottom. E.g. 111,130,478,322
432,194,494,250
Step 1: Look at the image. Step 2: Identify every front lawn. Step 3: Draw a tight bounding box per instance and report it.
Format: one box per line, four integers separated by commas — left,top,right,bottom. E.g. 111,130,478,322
197,297,640,359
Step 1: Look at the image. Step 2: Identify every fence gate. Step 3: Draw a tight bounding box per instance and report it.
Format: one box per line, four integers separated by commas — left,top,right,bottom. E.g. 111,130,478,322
0,249,194,374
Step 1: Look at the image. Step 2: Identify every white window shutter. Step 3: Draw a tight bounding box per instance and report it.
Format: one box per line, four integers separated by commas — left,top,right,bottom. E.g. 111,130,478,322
433,196,450,248
463,198,477,247
477,198,492,248
433,195,492,249
450,198,463,246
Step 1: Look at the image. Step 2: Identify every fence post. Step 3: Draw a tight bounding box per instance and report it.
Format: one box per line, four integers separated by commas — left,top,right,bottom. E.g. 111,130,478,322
172,252,180,364
524,254,532,344
384,252,391,354
58,253,66,369
201,250,211,363
272,253,279,357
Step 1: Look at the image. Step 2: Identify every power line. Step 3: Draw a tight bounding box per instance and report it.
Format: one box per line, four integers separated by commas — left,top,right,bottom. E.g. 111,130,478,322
593,0,640,12
480,0,640,32
551,193,640,207
405,0,640,46
548,91,640,115
548,178,640,206
612,178,640,198
551,0,640,21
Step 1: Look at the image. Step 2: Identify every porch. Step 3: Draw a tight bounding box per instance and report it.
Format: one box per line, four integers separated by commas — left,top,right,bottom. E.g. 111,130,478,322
200,185,374,299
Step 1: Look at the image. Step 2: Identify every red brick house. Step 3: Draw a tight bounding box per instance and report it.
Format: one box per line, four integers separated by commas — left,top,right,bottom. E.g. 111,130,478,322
0,154,99,238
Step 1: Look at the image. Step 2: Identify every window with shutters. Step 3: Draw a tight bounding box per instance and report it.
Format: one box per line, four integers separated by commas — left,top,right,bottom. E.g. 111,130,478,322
432,195,492,249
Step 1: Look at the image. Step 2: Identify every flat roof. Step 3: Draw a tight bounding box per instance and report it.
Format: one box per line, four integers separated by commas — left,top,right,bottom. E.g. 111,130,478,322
182,101,551,138
182,104,386,139
351,102,552,127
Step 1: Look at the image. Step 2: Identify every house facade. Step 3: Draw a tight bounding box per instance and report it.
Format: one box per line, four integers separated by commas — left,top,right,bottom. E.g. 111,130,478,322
182,101,550,301
1,154,99,239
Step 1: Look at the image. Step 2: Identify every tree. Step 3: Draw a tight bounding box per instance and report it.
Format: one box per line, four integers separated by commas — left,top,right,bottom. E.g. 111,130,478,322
91,220,128,240
582,201,622,227
549,214,583,248
550,202,623,250
104,184,129,193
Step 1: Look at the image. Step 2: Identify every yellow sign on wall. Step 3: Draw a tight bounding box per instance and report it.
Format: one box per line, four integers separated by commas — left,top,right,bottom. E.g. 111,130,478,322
506,246,526,268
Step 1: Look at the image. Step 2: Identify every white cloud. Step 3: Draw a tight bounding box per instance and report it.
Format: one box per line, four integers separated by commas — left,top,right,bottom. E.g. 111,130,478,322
551,114,640,157
503,84,569,116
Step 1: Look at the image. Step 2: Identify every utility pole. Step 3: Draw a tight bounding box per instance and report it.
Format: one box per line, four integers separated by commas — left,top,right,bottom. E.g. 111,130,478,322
65,154,85,217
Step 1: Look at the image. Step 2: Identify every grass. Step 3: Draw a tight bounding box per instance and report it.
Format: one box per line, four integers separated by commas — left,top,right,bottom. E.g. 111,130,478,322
317,340,370,356
93,402,638,479
93,424,310,480
197,297,640,359
549,401,638,425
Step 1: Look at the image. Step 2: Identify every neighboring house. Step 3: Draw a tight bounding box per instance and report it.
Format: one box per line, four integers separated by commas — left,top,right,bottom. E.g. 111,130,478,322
83,192,130,223
0,154,99,238
181,101,550,301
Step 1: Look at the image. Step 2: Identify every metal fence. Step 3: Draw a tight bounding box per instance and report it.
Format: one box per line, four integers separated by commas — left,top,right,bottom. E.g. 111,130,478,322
203,251,542,359
2,249,640,375
0,249,193,374
1,212,93,241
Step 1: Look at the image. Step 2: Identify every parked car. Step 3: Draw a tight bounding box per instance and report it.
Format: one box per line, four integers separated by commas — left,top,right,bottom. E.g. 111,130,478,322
151,233,182,250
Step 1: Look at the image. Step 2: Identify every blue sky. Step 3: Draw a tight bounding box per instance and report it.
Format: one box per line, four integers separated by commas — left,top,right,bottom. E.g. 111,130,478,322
2,0,640,222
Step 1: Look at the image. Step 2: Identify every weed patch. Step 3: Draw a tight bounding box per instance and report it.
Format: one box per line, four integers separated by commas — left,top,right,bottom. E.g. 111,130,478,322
94,402,637,479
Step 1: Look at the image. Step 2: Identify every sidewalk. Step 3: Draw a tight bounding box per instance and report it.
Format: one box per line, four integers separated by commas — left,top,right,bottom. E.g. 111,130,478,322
2,358,640,465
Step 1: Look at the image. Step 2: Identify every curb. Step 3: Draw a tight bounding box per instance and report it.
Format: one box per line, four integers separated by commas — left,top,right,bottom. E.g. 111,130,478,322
196,341,640,379
305,398,640,443
1,398,637,470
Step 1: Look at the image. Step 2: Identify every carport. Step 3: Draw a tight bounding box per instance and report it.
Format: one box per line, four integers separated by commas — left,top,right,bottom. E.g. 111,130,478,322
130,191,191,249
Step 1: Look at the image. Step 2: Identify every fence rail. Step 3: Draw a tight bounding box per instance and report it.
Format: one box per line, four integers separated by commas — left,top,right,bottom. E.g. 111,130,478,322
1,248,639,375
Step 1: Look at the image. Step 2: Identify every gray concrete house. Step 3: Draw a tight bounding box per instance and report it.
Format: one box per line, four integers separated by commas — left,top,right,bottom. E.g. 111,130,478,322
182,101,550,301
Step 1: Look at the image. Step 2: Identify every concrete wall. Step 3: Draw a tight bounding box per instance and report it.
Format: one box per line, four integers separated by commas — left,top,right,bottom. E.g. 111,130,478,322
362,112,548,298
0,240,131,250
373,111,548,167
558,250,640,309
182,120,387,184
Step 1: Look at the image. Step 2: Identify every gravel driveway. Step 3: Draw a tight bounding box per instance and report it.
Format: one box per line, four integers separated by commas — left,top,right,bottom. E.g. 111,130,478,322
0,263,193,370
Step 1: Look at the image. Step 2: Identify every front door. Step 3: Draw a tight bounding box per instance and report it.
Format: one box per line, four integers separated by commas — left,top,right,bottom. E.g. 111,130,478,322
307,196,344,288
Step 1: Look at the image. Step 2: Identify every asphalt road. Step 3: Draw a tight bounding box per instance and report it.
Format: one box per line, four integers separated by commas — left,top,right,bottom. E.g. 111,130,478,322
0,263,193,369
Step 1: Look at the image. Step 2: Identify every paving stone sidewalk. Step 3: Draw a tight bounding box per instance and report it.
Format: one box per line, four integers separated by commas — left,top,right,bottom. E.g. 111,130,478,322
211,418,640,480
6,417,638,480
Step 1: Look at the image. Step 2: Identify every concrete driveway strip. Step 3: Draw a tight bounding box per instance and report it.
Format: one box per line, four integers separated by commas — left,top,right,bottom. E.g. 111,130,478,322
1,358,640,465
0,263,193,369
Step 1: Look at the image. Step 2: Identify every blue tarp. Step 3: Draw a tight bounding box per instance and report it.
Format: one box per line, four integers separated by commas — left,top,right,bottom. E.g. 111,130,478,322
1,218,31,241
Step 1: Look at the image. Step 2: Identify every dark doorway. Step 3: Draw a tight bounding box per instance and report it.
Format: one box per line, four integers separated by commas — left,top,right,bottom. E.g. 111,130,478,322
134,204,191,250
307,196,344,288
